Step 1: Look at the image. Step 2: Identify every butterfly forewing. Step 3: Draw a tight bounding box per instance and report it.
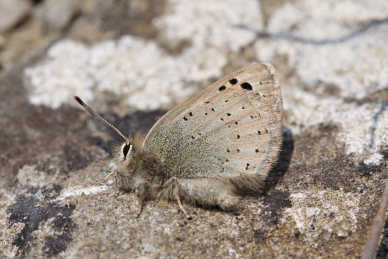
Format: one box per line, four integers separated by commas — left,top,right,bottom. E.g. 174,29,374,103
142,63,282,179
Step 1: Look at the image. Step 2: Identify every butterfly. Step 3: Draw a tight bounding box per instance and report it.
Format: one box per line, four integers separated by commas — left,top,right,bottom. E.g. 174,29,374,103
75,63,282,218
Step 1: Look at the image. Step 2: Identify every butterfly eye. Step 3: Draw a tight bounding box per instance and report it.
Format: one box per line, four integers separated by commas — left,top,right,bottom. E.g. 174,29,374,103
122,143,132,159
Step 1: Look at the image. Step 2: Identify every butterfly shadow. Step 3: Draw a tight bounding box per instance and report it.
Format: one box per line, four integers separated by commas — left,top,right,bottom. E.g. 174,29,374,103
262,125,294,193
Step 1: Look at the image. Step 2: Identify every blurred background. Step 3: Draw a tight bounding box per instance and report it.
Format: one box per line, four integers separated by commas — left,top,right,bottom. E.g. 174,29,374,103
0,0,387,258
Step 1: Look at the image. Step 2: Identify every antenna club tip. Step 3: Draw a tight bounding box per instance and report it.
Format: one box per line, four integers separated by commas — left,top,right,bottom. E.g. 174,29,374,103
74,96,84,105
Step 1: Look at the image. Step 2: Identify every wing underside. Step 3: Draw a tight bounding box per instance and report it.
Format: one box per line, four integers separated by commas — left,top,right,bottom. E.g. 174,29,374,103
142,63,283,179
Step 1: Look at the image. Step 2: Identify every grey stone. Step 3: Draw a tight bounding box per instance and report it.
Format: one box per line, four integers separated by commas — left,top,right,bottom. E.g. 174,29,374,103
0,0,387,258
35,0,80,33
0,0,31,32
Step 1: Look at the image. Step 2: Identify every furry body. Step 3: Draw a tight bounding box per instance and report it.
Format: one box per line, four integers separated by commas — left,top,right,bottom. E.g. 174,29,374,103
113,138,244,215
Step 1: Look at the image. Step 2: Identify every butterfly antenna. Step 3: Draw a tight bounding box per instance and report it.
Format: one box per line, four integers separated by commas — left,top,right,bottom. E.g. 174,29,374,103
74,96,130,143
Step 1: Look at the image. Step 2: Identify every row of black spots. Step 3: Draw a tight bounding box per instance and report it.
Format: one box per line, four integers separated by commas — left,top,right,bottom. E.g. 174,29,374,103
223,120,240,127
218,78,239,92
182,111,194,121
241,82,253,91
217,78,241,96
257,129,269,135
218,157,226,169
245,163,250,170
225,148,243,154
225,145,261,155
249,113,261,119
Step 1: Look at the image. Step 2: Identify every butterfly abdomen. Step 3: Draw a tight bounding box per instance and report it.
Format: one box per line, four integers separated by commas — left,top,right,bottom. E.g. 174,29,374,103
157,177,241,211
225,174,267,196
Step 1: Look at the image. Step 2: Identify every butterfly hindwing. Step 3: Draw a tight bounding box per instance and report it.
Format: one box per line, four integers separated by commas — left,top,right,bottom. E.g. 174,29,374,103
142,63,282,180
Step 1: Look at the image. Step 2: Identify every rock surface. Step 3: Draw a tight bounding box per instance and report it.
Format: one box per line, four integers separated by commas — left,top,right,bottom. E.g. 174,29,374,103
0,0,31,33
0,0,387,258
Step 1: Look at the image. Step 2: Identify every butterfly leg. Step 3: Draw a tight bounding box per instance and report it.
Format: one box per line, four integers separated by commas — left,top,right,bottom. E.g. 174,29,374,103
134,197,144,218
113,178,126,197
112,176,122,197
134,185,147,218
173,183,191,219
158,177,191,219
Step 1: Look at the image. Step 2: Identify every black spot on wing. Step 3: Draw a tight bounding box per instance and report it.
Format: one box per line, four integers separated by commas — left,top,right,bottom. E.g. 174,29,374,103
219,86,226,91
229,78,238,85
241,82,253,91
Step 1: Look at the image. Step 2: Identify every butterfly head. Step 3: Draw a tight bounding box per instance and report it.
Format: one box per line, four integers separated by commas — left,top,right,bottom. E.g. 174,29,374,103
74,97,150,191
115,132,145,164
110,140,137,191
112,136,157,192
112,141,135,175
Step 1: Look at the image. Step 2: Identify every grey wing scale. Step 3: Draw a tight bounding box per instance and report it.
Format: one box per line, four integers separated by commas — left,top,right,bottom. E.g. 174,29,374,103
142,63,283,180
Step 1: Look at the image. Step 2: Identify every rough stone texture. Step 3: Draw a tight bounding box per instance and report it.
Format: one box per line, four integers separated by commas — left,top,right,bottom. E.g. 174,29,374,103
35,0,81,33
0,0,31,33
0,0,387,258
